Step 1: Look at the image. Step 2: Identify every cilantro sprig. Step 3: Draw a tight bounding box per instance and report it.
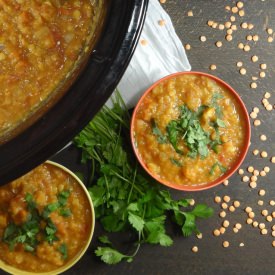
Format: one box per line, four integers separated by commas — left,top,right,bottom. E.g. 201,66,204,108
74,92,214,265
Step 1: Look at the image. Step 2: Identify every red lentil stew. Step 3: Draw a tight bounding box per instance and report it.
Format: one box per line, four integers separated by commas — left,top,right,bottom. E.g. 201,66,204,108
133,74,247,187
0,163,93,272
0,0,105,141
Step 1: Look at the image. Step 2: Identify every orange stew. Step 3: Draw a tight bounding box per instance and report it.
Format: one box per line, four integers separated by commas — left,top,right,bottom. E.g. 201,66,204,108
133,74,246,186
0,163,92,272
0,0,103,139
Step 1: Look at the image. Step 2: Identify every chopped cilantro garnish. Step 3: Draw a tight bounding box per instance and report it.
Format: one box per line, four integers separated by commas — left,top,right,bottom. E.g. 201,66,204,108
151,119,167,144
59,243,68,260
2,191,71,253
209,161,227,175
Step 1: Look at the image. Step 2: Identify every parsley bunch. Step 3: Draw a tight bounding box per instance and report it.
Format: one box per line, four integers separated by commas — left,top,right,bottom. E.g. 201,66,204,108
74,92,214,265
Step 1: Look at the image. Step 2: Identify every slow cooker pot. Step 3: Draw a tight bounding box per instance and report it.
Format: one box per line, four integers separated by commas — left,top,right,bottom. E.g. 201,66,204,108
0,0,149,185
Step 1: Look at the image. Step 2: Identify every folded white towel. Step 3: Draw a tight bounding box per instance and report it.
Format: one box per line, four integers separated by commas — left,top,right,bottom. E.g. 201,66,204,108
116,0,191,108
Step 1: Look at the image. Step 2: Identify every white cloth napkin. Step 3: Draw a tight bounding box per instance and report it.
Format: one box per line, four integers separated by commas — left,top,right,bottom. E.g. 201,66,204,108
115,0,191,108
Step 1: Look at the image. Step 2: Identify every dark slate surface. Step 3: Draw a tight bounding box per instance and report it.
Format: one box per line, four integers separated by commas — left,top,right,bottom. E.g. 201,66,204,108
2,1,275,275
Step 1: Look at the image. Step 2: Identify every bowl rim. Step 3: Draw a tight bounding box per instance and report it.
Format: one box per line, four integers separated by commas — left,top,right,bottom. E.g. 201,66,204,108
130,71,251,191
0,160,95,275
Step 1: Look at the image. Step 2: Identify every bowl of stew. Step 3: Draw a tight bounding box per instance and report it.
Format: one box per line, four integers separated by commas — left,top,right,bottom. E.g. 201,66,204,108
0,161,94,274
0,0,149,185
131,72,251,191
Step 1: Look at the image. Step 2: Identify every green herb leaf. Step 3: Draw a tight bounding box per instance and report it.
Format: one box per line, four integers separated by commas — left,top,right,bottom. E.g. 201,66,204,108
98,235,112,245
151,119,167,144
128,212,145,232
216,118,226,128
191,204,214,218
59,243,68,260
95,247,128,265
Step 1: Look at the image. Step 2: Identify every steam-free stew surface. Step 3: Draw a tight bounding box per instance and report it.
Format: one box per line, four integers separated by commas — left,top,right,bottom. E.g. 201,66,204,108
0,164,92,272
0,0,101,138
133,74,246,186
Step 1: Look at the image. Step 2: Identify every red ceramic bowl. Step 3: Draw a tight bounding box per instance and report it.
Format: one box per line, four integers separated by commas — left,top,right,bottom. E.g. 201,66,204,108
131,71,251,191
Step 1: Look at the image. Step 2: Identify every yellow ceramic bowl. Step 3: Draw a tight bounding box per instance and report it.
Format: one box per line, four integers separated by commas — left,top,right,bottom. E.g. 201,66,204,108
0,161,95,275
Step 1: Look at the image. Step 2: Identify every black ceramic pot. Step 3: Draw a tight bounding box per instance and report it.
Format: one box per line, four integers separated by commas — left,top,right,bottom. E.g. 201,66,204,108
0,0,149,185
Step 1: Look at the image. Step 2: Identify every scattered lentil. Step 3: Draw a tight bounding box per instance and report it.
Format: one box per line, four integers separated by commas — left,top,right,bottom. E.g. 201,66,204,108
248,166,254,173
238,169,244,175
261,151,268,158
241,22,248,29
260,171,266,177
260,134,267,141
253,170,260,176
254,120,261,126
187,10,194,17
235,223,242,230
249,181,257,189
216,41,223,47
245,207,253,213
237,61,243,67
226,34,233,41
221,202,228,209
259,189,266,196
223,220,230,228
220,211,227,218
223,241,230,248
244,45,251,52
246,218,253,224
232,7,238,13
253,35,259,41
251,55,259,62
200,36,207,42
229,206,236,212
196,233,203,239
250,112,257,119
253,150,259,156
140,39,148,46
158,20,166,26
250,82,257,89
234,201,241,208
238,42,244,49
242,176,249,182
185,44,191,50
248,212,255,219
266,216,272,222
261,229,268,235
210,64,217,70
215,196,222,203
220,227,226,234
258,200,264,206
269,200,275,206
239,243,245,247
248,23,254,30
223,195,230,203
239,10,245,17
240,68,246,75
233,228,239,233
262,209,268,216
253,221,259,227
260,63,267,70
213,229,221,236
259,223,266,229
268,36,274,43
192,246,198,253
